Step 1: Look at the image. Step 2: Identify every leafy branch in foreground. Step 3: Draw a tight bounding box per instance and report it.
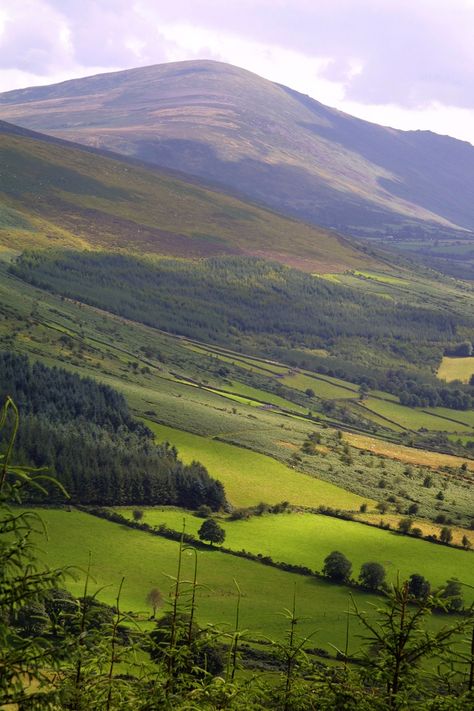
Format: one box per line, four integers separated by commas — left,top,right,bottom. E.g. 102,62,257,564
352,579,474,709
0,396,66,709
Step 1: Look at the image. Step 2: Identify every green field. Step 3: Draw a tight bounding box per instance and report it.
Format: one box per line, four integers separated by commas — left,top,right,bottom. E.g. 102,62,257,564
148,422,368,510
363,397,474,433
2,262,473,526
118,508,473,595
352,271,409,285
206,380,309,414
280,372,357,400
34,508,378,650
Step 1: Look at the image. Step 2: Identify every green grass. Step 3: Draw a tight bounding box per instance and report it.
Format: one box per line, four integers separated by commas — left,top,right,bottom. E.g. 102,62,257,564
207,380,309,414
33,508,379,649
353,271,409,285
280,372,357,400
190,342,361,401
147,422,368,510
183,343,289,376
424,406,474,428
119,508,474,596
362,397,474,433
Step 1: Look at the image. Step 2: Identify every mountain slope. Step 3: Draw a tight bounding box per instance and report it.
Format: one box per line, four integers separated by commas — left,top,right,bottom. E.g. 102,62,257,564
0,120,377,272
1,60,474,241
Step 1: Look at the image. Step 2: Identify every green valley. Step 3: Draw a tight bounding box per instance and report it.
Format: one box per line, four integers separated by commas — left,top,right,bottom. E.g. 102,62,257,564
1,59,474,707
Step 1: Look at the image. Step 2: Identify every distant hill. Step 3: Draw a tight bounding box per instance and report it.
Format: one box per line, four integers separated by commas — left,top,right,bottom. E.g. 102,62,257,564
0,119,378,272
1,60,474,245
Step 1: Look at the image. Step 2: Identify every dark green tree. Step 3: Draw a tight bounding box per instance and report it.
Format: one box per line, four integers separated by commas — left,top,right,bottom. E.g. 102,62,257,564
353,580,472,708
0,397,65,708
398,517,413,534
359,562,386,591
407,574,431,600
322,551,352,583
198,518,226,546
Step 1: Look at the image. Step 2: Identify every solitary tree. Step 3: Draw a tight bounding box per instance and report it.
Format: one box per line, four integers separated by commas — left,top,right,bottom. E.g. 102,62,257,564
15,601,49,637
359,562,386,591
198,518,226,546
407,573,431,600
146,587,163,618
132,508,144,522
322,551,352,583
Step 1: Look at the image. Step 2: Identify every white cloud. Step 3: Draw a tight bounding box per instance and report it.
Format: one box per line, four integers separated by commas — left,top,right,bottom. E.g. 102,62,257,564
0,0,473,145
158,22,346,106
343,101,474,146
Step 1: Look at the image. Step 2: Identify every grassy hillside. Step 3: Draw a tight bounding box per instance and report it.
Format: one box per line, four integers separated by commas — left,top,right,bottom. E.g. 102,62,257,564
146,422,474,528
31,507,469,653
117,508,474,594
2,60,474,266
0,120,375,273
33,507,377,648
146,422,367,510
12,249,474,411
1,260,473,526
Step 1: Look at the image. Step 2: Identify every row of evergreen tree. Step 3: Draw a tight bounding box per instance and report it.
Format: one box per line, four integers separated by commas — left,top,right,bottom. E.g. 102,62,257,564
0,352,226,509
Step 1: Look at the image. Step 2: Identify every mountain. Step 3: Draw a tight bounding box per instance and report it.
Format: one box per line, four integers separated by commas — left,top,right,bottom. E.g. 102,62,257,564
0,119,378,272
1,60,474,249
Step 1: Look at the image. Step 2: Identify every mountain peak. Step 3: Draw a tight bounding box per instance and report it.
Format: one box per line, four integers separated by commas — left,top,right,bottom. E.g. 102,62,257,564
0,60,473,241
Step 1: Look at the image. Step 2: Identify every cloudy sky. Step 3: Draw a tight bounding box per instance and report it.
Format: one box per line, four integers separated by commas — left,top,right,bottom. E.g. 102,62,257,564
0,0,473,144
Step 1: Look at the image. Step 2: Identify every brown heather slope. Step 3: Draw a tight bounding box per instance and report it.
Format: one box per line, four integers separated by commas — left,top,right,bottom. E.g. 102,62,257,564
0,120,379,272
1,60,474,242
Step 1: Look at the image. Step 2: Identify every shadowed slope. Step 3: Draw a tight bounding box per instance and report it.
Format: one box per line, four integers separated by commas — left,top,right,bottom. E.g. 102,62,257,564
1,60,474,238
0,120,377,272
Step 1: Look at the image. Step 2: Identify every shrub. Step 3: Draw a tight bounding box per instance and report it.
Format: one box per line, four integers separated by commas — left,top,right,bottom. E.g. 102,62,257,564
439,527,453,544
196,504,212,518
398,517,413,534
359,562,386,591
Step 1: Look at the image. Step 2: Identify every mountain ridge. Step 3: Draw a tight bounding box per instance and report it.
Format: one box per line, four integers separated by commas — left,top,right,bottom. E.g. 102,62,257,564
1,59,473,244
